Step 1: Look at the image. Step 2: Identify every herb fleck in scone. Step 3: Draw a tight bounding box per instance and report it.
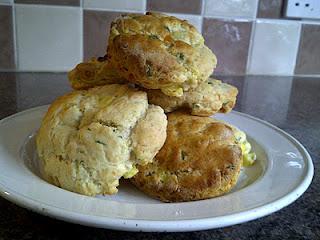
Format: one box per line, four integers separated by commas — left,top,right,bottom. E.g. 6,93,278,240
107,12,217,97
36,84,167,196
146,78,238,116
131,111,244,202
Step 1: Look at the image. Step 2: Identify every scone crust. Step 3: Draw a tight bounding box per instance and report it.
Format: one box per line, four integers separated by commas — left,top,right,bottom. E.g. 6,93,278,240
108,12,204,47
68,58,124,90
131,111,242,202
107,12,217,97
147,78,238,116
36,84,167,196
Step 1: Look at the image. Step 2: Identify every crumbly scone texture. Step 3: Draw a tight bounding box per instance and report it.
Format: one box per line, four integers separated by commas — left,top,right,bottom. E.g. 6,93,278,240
107,12,217,97
68,57,125,90
146,78,238,116
131,111,242,202
36,84,167,196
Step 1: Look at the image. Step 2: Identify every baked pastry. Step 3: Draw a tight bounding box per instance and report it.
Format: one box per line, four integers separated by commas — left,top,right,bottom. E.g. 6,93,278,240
107,12,217,97
147,78,238,116
36,84,167,196
131,111,249,202
68,59,238,116
68,57,124,90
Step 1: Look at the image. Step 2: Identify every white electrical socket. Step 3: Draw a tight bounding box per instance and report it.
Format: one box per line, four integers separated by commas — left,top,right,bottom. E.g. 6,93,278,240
285,0,320,19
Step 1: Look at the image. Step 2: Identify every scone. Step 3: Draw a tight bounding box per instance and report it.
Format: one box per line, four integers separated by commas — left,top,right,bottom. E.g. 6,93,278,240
131,111,245,202
68,60,238,116
36,84,167,196
147,78,238,116
107,12,217,97
68,57,124,90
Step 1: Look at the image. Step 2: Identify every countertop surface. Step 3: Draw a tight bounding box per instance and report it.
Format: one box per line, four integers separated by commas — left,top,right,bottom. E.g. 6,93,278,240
0,72,319,240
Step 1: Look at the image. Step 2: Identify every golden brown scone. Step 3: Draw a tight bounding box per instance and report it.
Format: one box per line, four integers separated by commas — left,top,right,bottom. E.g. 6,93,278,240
131,111,242,202
36,84,167,196
68,57,124,90
147,78,238,116
107,12,217,97
108,12,205,47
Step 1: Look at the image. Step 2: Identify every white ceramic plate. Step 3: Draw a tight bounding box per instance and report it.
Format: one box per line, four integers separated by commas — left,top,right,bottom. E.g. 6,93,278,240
0,106,313,232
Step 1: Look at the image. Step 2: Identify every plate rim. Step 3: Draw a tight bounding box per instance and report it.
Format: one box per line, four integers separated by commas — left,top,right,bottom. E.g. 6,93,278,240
0,106,314,232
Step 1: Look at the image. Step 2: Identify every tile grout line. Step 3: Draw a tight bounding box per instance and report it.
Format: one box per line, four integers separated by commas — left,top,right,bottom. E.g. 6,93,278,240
142,0,146,13
245,20,256,75
162,12,203,18
14,3,81,9
12,0,21,99
80,0,83,61
292,23,302,75
253,0,259,20
12,1,18,70
299,19,320,25
13,3,80,8
202,15,255,22
200,0,205,33
254,17,320,24
245,0,260,74
82,7,144,14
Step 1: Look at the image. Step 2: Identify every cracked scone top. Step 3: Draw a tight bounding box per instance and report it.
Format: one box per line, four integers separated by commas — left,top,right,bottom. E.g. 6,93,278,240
36,84,167,196
107,12,217,97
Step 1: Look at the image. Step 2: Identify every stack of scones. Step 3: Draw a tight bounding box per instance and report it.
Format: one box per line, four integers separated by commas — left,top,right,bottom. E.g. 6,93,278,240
37,12,256,202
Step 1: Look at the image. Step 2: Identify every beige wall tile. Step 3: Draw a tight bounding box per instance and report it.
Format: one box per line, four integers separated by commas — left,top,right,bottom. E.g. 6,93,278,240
84,10,124,60
257,0,284,19
295,24,320,75
147,0,202,14
0,5,15,69
248,20,301,75
15,4,82,71
203,18,252,75
204,0,258,18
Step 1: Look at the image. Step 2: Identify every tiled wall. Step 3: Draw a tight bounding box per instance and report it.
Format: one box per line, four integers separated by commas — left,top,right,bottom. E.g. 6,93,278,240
0,0,320,76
